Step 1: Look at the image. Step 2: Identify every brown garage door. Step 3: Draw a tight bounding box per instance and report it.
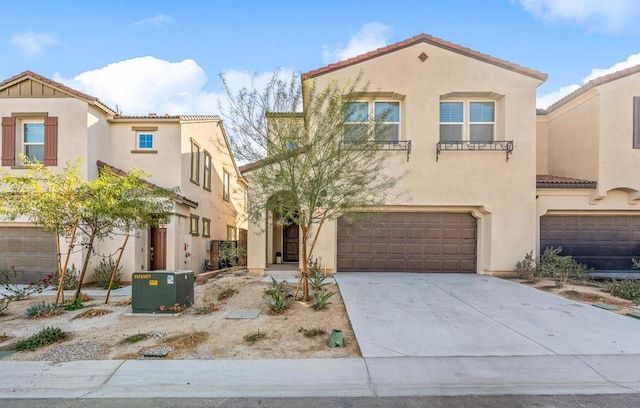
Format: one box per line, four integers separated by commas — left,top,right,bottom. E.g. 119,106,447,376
540,215,640,270
0,227,57,283
337,212,477,272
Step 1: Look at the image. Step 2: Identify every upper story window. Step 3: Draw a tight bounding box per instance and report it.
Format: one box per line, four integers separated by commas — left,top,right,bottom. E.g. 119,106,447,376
22,121,44,162
131,126,157,154
190,140,200,185
203,151,212,191
343,101,400,142
137,133,154,149
440,101,495,142
223,169,230,201
2,114,57,167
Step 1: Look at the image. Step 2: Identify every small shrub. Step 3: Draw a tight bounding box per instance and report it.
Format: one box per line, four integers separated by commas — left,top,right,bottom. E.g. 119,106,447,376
514,251,536,279
0,333,8,342
312,286,336,310
1,266,55,299
538,247,590,287
64,296,84,311
52,264,80,290
124,334,145,343
607,280,640,303
15,326,67,351
243,331,266,344
264,277,289,313
93,257,123,289
0,296,12,315
308,260,330,292
217,287,237,301
75,308,112,319
299,327,326,338
25,301,63,319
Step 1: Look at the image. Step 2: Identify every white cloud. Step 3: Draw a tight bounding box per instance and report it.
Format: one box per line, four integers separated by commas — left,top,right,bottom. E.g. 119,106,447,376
11,32,57,57
322,22,391,64
53,57,295,117
53,57,217,115
537,84,580,109
582,53,640,82
516,0,640,34
537,53,640,108
133,14,174,26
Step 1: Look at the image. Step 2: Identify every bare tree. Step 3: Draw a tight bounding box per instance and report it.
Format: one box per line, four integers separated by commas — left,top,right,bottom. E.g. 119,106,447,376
221,71,403,300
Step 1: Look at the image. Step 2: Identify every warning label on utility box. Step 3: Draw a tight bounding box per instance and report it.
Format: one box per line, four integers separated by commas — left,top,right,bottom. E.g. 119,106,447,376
149,280,158,286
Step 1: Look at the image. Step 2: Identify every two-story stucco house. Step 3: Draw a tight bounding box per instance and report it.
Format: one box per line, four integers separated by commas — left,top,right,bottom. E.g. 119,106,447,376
536,66,640,271
244,34,547,276
244,33,640,276
0,71,247,284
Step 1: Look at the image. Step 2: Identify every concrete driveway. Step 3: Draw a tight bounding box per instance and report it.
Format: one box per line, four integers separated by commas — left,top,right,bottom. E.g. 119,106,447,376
335,273,640,358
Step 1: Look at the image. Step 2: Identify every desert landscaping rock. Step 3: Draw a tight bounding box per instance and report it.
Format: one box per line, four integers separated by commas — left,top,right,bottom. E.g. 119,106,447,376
143,346,173,358
0,272,359,361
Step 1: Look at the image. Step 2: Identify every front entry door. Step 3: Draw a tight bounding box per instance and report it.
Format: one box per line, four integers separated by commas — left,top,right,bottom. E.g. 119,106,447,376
150,226,167,270
283,224,299,262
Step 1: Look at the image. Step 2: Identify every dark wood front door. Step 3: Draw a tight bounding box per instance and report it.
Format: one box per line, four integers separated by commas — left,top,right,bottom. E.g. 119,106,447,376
283,224,299,262
150,226,167,270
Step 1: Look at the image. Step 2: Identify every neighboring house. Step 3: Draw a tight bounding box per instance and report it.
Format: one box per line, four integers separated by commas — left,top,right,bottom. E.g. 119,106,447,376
244,33,640,276
0,71,247,284
244,33,547,275
536,66,640,270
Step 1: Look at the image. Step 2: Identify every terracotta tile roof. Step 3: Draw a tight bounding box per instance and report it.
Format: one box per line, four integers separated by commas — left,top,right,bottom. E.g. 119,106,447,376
96,160,198,208
239,146,307,174
0,70,117,115
302,33,547,81
541,64,640,114
536,174,597,189
112,114,221,121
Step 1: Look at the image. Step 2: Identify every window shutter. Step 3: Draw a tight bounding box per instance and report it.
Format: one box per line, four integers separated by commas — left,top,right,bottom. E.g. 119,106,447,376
1,117,16,166
44,116,58,166
634,97,640,148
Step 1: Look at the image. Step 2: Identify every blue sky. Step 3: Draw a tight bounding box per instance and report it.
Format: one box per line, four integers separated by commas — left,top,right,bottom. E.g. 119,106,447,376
2,0,640,113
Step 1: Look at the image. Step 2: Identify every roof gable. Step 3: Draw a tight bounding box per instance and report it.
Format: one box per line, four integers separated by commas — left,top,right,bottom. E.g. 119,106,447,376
0,71,117,115
302,33,547,81
541,64,640,114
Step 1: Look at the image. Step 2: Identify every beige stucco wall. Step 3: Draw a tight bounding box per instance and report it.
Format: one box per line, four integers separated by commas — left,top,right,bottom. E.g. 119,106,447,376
536,116,549,174
595,76,640,195
247,41,544,274
544,90,599,183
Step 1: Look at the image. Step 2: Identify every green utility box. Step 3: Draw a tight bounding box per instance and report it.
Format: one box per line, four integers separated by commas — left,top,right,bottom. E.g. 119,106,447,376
132,270,194,313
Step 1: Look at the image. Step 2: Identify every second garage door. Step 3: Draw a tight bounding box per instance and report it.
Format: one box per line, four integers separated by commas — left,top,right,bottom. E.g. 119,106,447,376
337,212,477,273
540,215,640,270
0,226,57,284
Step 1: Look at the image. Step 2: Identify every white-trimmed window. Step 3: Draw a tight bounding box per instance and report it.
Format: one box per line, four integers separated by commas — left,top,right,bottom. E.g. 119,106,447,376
137,132,154,150
440,101,495,142
21,120,45,162
343,101,400,142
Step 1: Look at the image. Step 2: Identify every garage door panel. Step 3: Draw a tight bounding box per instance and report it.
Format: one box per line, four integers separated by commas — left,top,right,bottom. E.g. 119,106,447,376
338,212,477,273
0,227,57,283
541,215,640,271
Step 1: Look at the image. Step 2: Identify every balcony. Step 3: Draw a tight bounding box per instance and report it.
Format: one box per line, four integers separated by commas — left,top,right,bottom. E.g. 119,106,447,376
436,140,513,162
341,140,412,161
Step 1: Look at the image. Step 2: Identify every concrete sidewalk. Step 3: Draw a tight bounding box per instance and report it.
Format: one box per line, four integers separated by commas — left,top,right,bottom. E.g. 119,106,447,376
1,354,640,398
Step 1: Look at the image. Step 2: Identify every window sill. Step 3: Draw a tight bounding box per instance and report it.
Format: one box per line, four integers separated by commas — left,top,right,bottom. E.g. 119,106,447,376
131,150,158,154
190,179,200,186
203,186,211,192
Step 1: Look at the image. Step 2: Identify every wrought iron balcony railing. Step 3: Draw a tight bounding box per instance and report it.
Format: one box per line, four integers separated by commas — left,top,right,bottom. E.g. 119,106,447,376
436,140,513,162
341,140,412,161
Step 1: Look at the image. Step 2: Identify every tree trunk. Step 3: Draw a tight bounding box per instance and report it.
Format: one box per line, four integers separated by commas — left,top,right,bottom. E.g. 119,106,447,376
74,233,95,301
300,225,311,301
